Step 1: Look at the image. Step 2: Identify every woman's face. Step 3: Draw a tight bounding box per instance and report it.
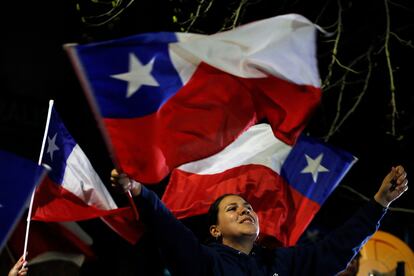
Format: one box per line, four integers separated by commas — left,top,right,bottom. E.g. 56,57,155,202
213,195,259,242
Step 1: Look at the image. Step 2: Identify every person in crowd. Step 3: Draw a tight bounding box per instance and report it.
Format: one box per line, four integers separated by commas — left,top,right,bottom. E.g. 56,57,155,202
111,165,408,276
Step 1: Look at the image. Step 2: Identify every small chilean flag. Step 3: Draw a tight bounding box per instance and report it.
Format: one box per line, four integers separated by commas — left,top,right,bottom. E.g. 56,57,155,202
31,107,142,244
65,13,322,184
162,124,357,246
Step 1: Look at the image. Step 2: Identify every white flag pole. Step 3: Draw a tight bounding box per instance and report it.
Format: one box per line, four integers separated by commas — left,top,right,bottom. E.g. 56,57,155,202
22,99,54,261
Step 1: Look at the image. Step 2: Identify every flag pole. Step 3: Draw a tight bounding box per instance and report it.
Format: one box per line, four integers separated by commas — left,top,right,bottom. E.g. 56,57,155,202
22,100,54,261
64,45,139,220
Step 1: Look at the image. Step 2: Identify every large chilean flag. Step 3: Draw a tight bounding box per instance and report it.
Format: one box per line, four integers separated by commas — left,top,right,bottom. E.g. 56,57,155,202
65,14,322,184
162,124,357,246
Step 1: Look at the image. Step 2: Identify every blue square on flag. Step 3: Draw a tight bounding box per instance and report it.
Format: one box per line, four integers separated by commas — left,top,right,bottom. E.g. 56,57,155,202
281,135,357,205
75,32,183,118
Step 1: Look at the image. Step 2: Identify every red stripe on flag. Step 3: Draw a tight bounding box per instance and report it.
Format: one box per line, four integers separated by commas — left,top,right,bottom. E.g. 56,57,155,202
32,177,130,221
257,184,320,247
100,211,145,244
162,164,320,246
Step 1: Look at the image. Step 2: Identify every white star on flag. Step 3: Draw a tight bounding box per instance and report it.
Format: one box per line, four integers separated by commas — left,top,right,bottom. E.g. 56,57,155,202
301,153,329,183
111,53,159,98
47,133,60,161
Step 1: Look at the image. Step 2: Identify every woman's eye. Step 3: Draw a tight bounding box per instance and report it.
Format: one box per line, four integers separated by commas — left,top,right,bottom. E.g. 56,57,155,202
227,207,236,211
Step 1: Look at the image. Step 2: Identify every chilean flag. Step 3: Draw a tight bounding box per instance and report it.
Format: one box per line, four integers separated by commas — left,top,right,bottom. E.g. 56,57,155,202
31,107,142,244
162,124,357,246
65,13,322,184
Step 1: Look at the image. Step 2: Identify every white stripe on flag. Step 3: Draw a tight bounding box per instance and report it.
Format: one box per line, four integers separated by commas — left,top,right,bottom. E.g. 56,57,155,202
62,144,118,210
171,14,320,87
178,124,292,175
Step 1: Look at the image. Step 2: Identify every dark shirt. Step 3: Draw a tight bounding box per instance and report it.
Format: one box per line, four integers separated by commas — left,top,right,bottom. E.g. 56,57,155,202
136,186,387,276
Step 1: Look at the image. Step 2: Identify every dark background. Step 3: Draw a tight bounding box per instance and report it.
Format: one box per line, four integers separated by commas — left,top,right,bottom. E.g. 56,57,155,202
0,0,413,275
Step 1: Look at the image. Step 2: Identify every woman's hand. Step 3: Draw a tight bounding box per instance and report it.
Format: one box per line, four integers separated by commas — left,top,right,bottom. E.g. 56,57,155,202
110,169,142,197
374,165,408,208
8,256,28,276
